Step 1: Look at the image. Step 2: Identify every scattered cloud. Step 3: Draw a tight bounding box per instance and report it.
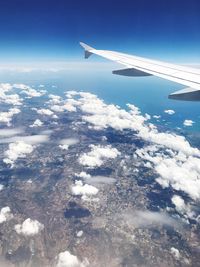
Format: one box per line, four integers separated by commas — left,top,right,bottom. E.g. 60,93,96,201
71,180,99,200
0,207,13,223
65,92,199,156
15,218,44,236
56,250,89,267
59,138,79,150
136,145,200,200
3,141,34,166
153,115,161,119
164,109,175,115
13,84,46,98
170,247,180,260
30,119,43,128
0,108,21,126
64,92,200,201
79,144,121,167
183,119,195,127
171,195,195,220
36,108,54,116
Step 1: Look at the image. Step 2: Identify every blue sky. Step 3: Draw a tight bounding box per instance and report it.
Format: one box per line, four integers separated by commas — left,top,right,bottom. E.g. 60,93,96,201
0,0,200,62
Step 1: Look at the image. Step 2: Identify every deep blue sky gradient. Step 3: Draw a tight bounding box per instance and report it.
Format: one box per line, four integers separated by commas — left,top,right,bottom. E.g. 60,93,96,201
0,0,200,61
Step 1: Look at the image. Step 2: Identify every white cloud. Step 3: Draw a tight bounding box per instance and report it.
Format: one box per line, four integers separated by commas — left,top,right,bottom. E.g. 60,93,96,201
183,119,195,127
56,250,89,267
65,92,200,201
36,108,54,116
79,144,121,167
71,180,99,199
75,172,91,179
0,207,13,223
153,115,161,119
122,210,178,229
15,218,44,236
171,195,186,214
0,83,22,106
0,134,49,145
59,138,79,150
0,128,23,137
30,119,43,127
164,109,175,115
3,141,34,166
0,108,21,126
76,230,83,237
13,84,46,98
65,92,199,157
136,145,200,200
170,247,180,260
0,184,4,191
171,195,195,220
48,94,62,105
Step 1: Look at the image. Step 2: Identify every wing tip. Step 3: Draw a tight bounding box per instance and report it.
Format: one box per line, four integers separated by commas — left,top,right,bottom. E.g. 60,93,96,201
80,42,95,58
168,87,200,101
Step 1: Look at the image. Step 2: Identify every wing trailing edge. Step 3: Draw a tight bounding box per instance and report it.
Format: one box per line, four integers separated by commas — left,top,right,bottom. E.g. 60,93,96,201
112,68,152,77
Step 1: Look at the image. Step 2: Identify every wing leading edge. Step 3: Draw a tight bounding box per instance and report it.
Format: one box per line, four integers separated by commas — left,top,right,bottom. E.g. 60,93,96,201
80,42,200,101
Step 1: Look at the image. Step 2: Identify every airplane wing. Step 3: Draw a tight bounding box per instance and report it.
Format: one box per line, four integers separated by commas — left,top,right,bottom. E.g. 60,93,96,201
80,42,200,101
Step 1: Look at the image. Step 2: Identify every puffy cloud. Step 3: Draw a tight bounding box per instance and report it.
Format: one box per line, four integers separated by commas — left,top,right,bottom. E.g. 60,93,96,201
71,180,99,198
0,83,22,106
59,138,79,150
0,207,13,223
15,218,44,236
48,94,62,105
65,92,199,157
3,141,34,166
171,195,186,214
153,115,161,119
36,108,54,116
76,230,83,237
136,145,200,200
65,92,200,200
171,195,195,220
79,144,121,167
75,172,91,179
57,91,200,203
56,250,89,267
30,119,43,127
13,84,46,98
164,109,175,115
49,101,77,113
0,108,21,126
0,83,13,92
170,247,180,260
183,119,194,127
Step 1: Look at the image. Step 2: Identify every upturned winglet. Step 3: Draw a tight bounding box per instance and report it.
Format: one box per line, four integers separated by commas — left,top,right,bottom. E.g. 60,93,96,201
80,42,94,59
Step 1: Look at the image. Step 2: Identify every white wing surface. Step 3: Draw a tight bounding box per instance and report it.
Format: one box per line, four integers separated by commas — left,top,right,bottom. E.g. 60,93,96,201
80,42,200,101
